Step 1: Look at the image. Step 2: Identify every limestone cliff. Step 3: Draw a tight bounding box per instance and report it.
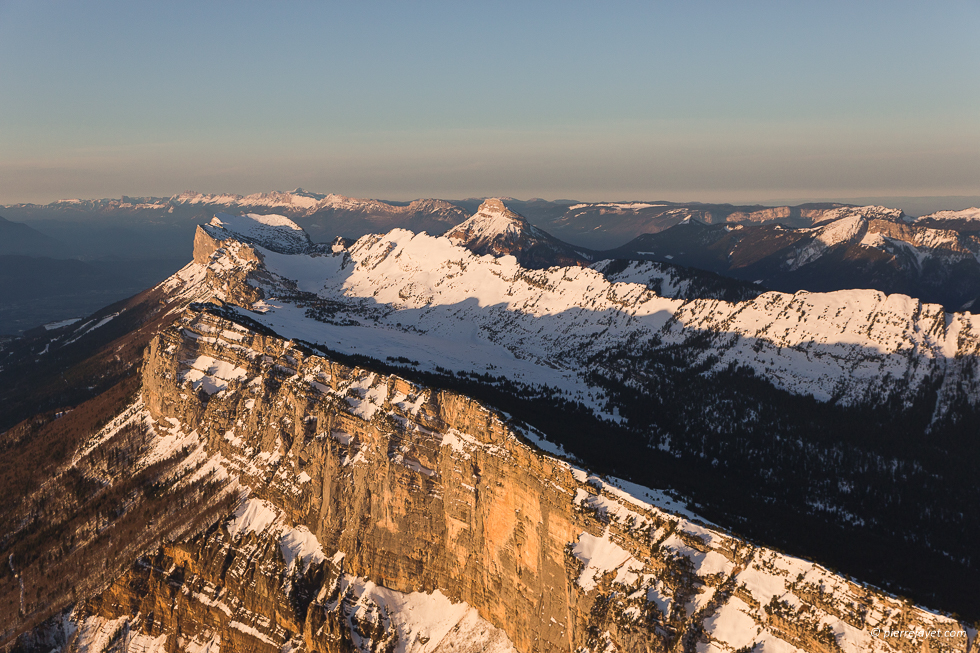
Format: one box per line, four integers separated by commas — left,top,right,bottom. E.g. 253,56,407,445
21,306,972,653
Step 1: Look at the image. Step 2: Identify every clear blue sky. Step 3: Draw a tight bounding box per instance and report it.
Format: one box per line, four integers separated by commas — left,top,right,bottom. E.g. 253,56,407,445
1,1,978,204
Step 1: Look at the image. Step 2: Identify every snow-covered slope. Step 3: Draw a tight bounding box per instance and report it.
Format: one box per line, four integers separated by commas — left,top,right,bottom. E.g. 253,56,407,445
918,207,980,222
813,205,906,223
592,259,765,303
177,213,980,420
448,199,529,241
8,211,980,646
17,304,971,651
789,214,868,269
169,190,468,231
204,212,320,255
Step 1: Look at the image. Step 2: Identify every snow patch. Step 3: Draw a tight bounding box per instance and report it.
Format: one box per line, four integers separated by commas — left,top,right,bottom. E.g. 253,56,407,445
279,525,326,573
570,531,643,591
227,498,280,538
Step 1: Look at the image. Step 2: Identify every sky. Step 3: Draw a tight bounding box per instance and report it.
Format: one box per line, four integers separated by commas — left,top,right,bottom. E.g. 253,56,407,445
1,1,978,205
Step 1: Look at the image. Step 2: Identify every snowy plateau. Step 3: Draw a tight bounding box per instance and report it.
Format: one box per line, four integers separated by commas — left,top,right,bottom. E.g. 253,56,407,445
188,203,980,416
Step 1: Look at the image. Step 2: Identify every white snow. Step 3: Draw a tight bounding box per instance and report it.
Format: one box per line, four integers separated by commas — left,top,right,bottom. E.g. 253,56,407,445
43,317,82,330
661,533,734,577
181,632,221,653
570,530,643,591
226,498,328,574
279,525,326,573
334,575,517,653
227,498,280,538
132,210,980,653
75,616,130,653
567,203,667,211
168,214,980,419
125,632,169,653
703,597,760,650
229,621,276,647
919,207,980,222
63,311,121,345
735,560,791,606
206,212,311,254
448,199,526,243
793,215,866,268
859,231,887,249
345,372,387,420
181,355,249,394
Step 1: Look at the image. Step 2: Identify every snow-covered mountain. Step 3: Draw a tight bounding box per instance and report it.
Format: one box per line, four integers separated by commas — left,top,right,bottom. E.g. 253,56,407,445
7,302,973,653
2,191,471,253
603,205,980,311
4,192,907,254
512,200,857,249
918,207,980,222
156,212,980,589
187,211,980,413
4,209,980,649
28,189,461,221
592,259,765,303
204,212,323,255
446,199,592,269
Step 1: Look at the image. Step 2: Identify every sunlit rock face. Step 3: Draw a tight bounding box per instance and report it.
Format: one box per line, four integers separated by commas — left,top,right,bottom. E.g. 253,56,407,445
25,306,971,653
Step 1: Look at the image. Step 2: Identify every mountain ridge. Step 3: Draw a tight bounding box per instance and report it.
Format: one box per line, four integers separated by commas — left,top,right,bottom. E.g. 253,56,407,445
601,205,980,311
5,300,975,652
3,211,980,651
0,215,65,257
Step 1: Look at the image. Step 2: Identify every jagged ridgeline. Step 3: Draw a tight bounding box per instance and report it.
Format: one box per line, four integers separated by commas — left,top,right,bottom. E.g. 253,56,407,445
2,205,979,652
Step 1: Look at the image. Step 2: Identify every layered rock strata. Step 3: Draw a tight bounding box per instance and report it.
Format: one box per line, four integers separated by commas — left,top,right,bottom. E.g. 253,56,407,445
38,307,973,653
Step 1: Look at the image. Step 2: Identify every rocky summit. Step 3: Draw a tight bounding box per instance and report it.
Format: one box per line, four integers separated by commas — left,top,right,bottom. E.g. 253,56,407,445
2,209,978,653
446,199,592,269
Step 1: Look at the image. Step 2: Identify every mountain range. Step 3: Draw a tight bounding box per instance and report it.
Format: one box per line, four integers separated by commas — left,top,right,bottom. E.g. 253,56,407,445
3,201,979,652
603,206,980,312
5,191,979,335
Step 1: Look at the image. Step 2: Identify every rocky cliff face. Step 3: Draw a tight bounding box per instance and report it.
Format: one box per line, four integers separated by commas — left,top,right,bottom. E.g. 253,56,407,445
19,306,974,653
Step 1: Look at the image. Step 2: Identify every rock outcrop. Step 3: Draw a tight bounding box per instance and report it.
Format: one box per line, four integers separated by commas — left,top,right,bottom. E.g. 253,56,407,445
16,306,973,653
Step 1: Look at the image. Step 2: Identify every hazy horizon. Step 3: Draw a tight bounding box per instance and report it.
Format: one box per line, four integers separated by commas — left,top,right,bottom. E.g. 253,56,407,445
4,189,980,218
2,1,978,205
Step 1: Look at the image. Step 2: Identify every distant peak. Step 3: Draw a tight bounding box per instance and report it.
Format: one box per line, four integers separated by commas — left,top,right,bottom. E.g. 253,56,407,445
919,207,980,222
478,198,510,214
449,200,531,244
821,205,905,223
446,200,591,268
